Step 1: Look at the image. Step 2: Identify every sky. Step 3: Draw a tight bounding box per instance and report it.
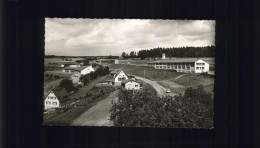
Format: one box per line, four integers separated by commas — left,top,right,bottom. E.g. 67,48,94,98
45,18,215,56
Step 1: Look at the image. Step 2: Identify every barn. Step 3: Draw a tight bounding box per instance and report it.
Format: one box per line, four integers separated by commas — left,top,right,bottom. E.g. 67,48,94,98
148,58,210,73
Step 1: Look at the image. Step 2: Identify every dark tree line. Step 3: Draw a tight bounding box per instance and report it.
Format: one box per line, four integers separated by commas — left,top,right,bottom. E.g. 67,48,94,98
80,65,110,86
122,46,215,59
110,85,213,128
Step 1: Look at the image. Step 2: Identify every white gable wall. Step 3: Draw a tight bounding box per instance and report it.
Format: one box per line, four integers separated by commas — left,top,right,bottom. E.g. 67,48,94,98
44,91,60,110
194,59,209,73
115,71,128,83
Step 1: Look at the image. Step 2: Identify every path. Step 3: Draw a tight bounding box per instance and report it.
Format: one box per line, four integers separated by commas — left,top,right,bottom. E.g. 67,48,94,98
71,90,119,126
134,76,168,97
174,74,187,80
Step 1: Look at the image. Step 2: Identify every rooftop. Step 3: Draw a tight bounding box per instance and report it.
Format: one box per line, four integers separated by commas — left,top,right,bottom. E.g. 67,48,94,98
148,58,212,64
64,66,92,71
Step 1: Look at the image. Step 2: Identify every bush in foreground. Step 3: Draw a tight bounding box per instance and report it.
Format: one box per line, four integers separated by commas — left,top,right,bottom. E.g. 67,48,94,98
110,85,213,128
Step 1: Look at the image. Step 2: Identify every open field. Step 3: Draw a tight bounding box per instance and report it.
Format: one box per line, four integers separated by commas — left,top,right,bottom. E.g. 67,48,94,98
122,65,184,81
157,74,214,94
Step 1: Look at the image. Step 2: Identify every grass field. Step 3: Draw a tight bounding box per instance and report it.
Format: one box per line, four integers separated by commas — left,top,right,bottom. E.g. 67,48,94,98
157,74,215,94
121,65,184,81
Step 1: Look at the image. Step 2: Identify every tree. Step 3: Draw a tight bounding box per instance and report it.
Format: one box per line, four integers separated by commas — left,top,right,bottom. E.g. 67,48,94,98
83,59,90,66
130,51,135,58
59,79,77,92
110,85,213,128
121,52,126,58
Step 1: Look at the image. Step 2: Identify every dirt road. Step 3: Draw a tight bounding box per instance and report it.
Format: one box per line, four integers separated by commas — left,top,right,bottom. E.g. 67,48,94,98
134,76,176,97
71,90,119,126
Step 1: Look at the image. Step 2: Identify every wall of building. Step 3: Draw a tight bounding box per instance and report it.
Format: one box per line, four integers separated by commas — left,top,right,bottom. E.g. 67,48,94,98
44,92,60,110
194,60,209,73
124,81,141,90
149,62,194,73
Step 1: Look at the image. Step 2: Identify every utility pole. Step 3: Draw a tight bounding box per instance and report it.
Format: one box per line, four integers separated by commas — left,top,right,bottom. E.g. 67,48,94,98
144,70,146,78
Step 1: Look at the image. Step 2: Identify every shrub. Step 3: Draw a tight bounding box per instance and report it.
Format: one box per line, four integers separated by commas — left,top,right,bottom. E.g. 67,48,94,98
59,79,77,92
54,75,60,79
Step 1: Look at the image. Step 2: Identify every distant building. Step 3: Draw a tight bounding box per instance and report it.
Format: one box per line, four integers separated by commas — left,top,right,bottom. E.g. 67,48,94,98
48,61,80,67
63,65,95,75
122,79,142,90
44,91,60,110
114,59,119,64
148,59,210,73
114,71,129,86
96,59,117,64
162,53,166,59
70,74,81,84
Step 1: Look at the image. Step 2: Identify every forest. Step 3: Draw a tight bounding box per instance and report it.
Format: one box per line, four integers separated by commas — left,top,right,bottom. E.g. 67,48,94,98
122,46,215,59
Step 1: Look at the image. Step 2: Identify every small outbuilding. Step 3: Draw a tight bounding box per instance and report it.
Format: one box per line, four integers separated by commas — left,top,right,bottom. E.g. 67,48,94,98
121,79,143,90
114,59,119,64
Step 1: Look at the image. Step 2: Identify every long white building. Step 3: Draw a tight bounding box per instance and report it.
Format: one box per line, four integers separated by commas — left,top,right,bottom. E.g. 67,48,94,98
148,59,210,73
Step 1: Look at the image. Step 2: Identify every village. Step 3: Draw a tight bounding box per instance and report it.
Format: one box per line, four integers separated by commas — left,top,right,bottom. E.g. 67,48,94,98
43,53,215,127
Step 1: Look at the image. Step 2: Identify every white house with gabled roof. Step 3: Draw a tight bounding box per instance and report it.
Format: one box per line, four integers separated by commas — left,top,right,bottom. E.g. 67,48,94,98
44,91,60,110
114,71,129,86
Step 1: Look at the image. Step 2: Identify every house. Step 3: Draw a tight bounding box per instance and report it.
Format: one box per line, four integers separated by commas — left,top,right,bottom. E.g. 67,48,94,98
70,73,81,84
114,71,129,86
122,79,143,90
44,91,60,110
148,58,210,73
63,65,95,75
114,59,119,64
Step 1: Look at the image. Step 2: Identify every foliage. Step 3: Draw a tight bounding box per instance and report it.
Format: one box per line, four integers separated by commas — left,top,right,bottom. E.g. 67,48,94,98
121,46,215,59
54,75,60,79
110,85,213,128
80,65,110,86
59,79,78,92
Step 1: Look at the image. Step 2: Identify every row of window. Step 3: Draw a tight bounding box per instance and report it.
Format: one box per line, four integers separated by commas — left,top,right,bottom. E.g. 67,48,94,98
155,66,191,69
196,67,205,70
196,63,205,65
46,101,58,105
154,63,193,66
48,97,57,100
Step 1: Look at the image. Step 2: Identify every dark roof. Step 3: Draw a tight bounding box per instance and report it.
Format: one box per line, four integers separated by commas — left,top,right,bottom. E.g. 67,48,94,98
64,66,92,71
148,58,208,64
114,71,128,78
122,79,142,84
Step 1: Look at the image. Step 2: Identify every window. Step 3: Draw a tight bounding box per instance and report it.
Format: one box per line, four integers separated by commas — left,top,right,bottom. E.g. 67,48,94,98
46,101,50,104
202,63,205,65
135,85,138,87
196,67,199,70
196,63,201,65
53,102,57,105
202,67,205,70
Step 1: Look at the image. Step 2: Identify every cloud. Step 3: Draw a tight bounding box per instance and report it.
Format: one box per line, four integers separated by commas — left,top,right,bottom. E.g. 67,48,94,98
45,18,215,56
